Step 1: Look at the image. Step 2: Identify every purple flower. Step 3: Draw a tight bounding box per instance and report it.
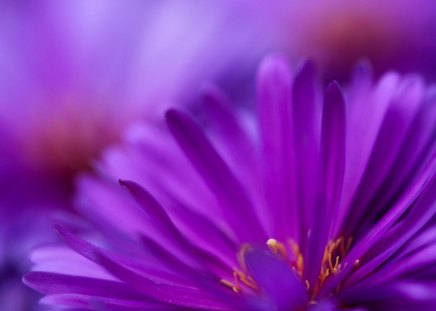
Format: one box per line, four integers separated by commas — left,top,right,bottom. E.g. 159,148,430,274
254,0,436,81
0,1,264,309
25,56,436,310
0,0,261,184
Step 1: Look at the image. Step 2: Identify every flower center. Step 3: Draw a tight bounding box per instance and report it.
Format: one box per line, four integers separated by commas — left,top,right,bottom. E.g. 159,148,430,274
221,236,355,299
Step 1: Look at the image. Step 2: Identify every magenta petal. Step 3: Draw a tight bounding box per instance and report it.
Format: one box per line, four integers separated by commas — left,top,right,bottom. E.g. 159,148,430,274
119,180,178,235
119,180,230,275
94,251,232,310
305,81,346,286
202,84,257,182
368,93,436,218
308,301,338,311
244,247,306,310
292,60,322,240
40,293,168,310
320,81,346,227
345,75,425,235
346,176,436,286
257,54,298,240
166,109,266,243
322,153,436,295
338,72,399,234
23,272,144,301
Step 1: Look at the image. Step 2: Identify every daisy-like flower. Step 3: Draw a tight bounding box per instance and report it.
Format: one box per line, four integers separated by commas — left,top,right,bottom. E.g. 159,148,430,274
26,56,436,310
0,0,261,185
0,1,264,309
253,0,436,81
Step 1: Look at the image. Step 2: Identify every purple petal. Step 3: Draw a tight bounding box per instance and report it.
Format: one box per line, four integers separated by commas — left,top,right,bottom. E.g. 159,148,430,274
202,84,258,185
166,108,266,242
23,272,145,301
119,180,231,275
257,54,298,240
345,175,436,286
94,251,234,310
292,60,322,242
40,293,168,310
367,92,436,218
305,81,346,286
244,247,306,310
345,75,425,235
321,153,436,296
337,72,399,235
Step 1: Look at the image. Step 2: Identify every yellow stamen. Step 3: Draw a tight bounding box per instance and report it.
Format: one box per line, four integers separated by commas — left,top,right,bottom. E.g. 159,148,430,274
220,279,240,293
289,239,304,275
237,244,252,272
221,236,357,299
234,270,259,291
267,238,288,259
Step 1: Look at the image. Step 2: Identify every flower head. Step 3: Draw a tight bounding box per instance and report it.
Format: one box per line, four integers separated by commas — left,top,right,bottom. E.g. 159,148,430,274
0,0,260,183
26,56,436,310
0,1,264,308
256,0,436,81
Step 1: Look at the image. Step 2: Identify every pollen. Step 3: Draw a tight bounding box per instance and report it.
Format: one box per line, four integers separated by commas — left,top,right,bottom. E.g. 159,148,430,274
220,236,355,298
220,245,259,294
220,279,240,293
319,237,352,282
289,239,304,275
220,268,259,293
267,238,288,259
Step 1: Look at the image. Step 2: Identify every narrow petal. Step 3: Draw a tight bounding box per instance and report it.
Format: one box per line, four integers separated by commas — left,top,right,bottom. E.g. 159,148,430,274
345,75,425,235
23,272,145,301
166,109,266,242
94,251,233,310
321,153,436,295
345,175,436,286
119,180,230,275
203,84,257,184
366,92,436,218
40,293,169,310
292,60,322,242
244,247,306,310
257,54,298,240
306,81,346,285
337,72,399,235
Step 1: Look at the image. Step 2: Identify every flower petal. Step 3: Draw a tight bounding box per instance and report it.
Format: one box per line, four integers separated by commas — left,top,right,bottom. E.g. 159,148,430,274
166,108,266,242
292,60,322,241
244,247,306,310
306,81,346,286
257,54,298,240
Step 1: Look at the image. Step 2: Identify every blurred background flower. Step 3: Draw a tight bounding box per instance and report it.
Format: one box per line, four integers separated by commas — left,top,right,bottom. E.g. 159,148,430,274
253,0,436,81
0,0,265,187
0,0,267,309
